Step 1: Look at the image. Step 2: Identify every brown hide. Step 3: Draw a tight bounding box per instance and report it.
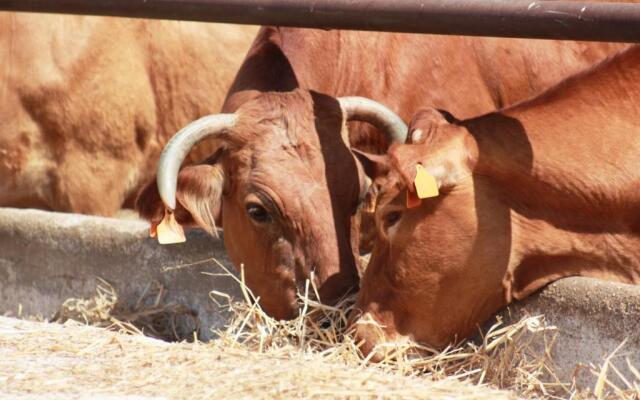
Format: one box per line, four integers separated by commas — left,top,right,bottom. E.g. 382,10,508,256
137,26,627,319
0,12,257,215
353,45,640,356
225,28,624,127
137,89,363,319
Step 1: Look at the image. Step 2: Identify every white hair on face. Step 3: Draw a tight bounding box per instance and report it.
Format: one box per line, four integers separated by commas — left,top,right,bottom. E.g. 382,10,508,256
410,129,424,143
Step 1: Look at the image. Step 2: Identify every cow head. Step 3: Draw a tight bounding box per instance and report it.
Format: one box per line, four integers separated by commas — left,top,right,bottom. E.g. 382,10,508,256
351,107,515,357
136,89,407,320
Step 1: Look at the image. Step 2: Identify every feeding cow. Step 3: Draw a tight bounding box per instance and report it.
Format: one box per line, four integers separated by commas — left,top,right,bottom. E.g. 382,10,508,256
0,12,257,215
136,26,627,319
351,44,640,358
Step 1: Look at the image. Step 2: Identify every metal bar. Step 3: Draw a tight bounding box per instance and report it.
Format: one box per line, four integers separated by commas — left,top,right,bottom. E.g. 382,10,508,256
1,0,639,43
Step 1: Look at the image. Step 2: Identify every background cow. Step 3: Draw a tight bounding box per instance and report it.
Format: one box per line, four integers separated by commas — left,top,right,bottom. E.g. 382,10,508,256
137,26,629,320
352,44,640,357
0,12,257,215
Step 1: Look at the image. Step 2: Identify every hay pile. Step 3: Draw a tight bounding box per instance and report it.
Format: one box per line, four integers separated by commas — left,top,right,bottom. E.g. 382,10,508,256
210,262,640,400
0,316,512,399
211,265,561,398
9,258,639,399
54,278,198,341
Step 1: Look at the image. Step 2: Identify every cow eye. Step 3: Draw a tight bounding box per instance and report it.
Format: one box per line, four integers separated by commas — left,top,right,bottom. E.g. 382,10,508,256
246,203,271,224
383,211,402,229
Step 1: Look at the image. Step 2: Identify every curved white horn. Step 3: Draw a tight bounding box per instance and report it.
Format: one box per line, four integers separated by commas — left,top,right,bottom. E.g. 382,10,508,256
338,97,408,144
156,114,237,210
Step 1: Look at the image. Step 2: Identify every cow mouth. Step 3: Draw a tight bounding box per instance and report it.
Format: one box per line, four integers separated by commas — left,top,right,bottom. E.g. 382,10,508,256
349,314,420,362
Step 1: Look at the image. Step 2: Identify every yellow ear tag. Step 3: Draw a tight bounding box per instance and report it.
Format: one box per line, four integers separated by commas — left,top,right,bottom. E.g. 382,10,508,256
414,164,439,199
156,210,186,245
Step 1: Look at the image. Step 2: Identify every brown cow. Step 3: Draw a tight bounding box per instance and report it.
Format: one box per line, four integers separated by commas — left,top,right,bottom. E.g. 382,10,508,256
352,44,640,358
0,12,257,215
137,26,626,320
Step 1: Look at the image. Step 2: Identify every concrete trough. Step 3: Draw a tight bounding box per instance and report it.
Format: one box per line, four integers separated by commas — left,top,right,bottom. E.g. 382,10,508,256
0,207,241,340
0,207,638,388
500,277,640,388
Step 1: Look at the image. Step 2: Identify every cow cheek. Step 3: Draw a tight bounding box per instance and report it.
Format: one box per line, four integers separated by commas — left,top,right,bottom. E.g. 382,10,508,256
390,227,469,347
359,225,455,348
355,247,403,346
396,224,506,347
221,204,299,319
221,203,263,274
221,204,269,299
351,284,406,361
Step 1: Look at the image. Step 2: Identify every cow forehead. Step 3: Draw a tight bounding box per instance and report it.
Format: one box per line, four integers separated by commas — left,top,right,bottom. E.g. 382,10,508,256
373,169,409,209
230,118,350,184
223,90,363,215
232,89,346,146
242,142,359,209
229,90,354,178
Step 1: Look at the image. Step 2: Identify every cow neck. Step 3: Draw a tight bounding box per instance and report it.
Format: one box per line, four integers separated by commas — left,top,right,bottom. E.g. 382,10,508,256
465,46,640,298
466,46,640,226
504,211,640,302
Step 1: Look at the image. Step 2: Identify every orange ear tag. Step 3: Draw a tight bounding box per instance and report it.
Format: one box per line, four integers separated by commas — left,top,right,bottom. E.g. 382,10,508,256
414,164,439,199
406,190,421,208
149,222,158,238
155,210,186,245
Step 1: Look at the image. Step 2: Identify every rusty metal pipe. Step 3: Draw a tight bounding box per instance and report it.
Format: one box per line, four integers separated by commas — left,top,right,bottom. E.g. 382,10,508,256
1,0,639,42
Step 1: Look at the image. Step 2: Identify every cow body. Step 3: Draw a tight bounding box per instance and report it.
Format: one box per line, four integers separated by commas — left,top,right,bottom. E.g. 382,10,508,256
224,28,624,139
0,12,257,215
353,45,640,355
137,26,627,319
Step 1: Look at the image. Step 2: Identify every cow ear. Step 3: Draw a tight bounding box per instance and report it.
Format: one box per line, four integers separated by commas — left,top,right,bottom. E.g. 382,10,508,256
351,148,390,179
175,164,225,234
408,107,458,144
136,164,225,235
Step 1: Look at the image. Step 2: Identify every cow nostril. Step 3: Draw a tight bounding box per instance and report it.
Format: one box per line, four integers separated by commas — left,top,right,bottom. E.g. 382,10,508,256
349,313,387,362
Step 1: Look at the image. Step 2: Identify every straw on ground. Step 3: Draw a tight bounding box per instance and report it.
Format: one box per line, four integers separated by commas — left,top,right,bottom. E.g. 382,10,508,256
16,257,640,399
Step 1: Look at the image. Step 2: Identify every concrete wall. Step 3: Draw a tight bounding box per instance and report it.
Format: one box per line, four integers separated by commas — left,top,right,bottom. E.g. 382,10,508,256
1,207,639,388
501,277,640,389
0,208,241,339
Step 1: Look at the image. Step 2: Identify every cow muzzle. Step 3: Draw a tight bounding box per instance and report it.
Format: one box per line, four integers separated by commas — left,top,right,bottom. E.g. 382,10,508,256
349,311,411,363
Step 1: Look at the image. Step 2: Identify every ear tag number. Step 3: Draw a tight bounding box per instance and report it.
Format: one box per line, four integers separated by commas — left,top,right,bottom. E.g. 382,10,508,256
414,164,439,199
155,210,186,245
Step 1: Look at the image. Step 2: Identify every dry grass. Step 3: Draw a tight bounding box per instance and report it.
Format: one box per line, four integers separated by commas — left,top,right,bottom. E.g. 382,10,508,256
54,278,199,341
41,257,640,399
0,316,513,399
210,262,563,399
570,341,640,400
